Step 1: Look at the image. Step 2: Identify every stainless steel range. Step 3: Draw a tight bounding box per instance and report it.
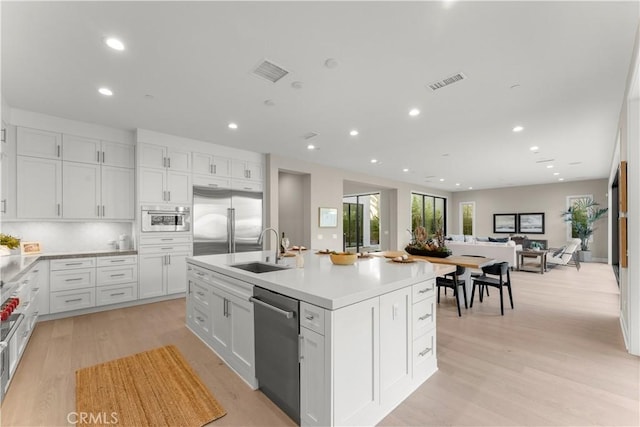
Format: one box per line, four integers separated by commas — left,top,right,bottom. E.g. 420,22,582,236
0,282,23,403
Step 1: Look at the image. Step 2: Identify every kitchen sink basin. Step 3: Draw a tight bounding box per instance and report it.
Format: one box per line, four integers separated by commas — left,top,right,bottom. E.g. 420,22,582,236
229,262,290,274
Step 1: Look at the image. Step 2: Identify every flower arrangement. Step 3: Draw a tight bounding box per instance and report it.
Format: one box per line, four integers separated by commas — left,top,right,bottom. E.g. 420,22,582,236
405,221,451,258
0,233,20,249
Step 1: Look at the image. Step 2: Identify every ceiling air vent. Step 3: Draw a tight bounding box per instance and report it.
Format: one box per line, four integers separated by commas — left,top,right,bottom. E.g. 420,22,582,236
427,72,467,91
302,132,319,140
252,59,289,83
536,158,555,164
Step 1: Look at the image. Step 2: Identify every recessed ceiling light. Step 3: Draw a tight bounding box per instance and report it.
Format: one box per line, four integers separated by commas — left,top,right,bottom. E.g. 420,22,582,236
553,172,560,176
455,183,460,186
104,37,125,51
291,81,303,89
439,178,445,182
530,146,539,151
307,144,315,150
371,159,378,164
409,108,420,117
402,168,409,172
98,87,113,96
546,165,554,169
228,122,238,129
349,130,359,136
513,125,524,132
468,187,473,190
559,178,565,181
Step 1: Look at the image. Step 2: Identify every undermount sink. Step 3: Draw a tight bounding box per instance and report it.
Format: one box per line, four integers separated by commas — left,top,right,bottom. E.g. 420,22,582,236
229,262,290,274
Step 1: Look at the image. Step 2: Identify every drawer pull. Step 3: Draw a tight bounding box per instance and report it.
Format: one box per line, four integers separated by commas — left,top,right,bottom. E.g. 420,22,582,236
195,272,205,277
161,238,174,241
418,313,432,321
305,315,315,321
110,274,126,278
64,262,84,266
161,247,173,250
65,278,83,282
196,291,205,297
110,292,126,297
196,316,205,323
419,347,432,357
110,259,126,263
65,298,83,303
418,287,432,294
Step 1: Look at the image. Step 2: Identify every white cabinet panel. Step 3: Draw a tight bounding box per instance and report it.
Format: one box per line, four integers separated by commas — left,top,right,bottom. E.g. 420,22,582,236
96,264,138,286
1,122,16,219
102,141,134,168
138,142,166,169
192,175,230,189
50,268,95,292
166,250,189,294
228,294,254,372
232,159,262,181
138,253,166,299
231,179,263,192
193,152,230,176
380,288,412,403
17,156,62,218
63,134,101,164
62,162,101,219
96,283,137,306
17,127,61,159
166,171,191,204
50,288,95,313
139,168,167,203
333,298,380,425
167,148,191,172
300,326,327,427
210,286,231,351
101,166,134,219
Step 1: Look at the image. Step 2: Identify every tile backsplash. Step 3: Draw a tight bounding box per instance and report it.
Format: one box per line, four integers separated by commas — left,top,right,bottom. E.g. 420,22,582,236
1,222,135,253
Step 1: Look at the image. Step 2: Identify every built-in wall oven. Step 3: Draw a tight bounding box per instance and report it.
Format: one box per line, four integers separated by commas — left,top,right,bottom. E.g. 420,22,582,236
141,205,191,232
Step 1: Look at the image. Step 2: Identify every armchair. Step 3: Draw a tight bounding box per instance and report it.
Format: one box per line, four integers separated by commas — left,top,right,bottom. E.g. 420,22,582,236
547,238,581,271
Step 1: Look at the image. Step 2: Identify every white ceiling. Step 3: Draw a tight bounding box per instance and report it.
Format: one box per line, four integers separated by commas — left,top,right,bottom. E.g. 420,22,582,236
2,1,638,191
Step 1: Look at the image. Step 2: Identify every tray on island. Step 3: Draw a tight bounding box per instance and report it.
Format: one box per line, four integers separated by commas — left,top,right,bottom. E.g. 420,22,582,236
405,247,452,258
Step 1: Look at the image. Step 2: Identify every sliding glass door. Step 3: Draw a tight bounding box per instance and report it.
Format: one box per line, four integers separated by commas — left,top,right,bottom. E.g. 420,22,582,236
343,193,380,253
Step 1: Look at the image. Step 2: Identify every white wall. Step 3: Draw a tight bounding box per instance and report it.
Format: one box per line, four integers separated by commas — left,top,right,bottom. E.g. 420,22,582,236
278,171,308,248
451,179,610,259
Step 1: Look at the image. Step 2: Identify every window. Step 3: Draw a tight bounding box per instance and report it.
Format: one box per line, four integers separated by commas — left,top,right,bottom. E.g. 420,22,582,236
411,193,447,235
566,194,592,241
460,201,475,235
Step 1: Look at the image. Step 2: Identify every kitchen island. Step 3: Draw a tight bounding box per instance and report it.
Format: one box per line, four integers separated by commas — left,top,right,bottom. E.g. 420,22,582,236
186,251,438,426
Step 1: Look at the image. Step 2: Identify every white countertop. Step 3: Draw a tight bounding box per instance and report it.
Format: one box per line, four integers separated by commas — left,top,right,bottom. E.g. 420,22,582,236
187,251,435,310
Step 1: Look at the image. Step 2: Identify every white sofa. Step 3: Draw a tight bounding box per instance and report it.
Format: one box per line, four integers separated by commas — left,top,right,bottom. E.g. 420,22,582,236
446,240,523,268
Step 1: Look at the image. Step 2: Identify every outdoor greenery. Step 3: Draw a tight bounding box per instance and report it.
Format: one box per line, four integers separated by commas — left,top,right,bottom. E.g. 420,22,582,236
411,193,446,235
462,203,474,235
562,198,608,251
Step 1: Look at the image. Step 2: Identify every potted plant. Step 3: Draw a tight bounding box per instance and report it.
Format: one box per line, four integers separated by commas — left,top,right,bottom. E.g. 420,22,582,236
405,218,451,258
562,198,608,262
0,233,21,256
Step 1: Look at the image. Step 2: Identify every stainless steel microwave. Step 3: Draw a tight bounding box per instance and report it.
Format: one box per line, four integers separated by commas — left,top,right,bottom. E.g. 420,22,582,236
141,206,191,232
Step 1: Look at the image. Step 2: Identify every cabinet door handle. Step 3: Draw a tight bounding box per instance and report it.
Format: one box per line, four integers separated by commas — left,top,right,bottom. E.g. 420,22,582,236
57,145,61,158
418,313,432,321
65,278,83,282
208,183,218,187
209,164,213,174
196,316,205,323
418,287,432,294
298,335,304,362
97,151,101,163
1,128,5,143
167,254,171,265
102,205,105,217
305,315,315,321
57,203,61,216
1,199,6,214
167,157,171,168
167,191,171,201
102,151,105,163
65,298,82,303
97,205,101,217
213,164,217,174
110,259,126,263
65,262,83,266
110,274,126,278
110,292,126,297
419,347,432,357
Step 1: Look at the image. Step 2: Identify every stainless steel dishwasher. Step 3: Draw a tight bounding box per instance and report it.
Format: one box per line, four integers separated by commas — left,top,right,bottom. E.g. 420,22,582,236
251,286,300,424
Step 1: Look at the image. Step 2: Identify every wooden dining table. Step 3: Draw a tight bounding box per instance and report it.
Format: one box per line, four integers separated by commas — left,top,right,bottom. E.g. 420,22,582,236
376,251,496,309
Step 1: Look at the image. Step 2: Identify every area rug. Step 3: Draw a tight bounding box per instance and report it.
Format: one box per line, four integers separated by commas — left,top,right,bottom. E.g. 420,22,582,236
76,345,226,426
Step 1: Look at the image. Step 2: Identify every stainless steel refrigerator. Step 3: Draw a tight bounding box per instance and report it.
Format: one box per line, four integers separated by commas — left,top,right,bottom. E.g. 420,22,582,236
192,186,263,256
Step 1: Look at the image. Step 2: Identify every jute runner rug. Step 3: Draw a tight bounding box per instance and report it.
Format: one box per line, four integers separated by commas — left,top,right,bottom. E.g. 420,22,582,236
76,344,226,426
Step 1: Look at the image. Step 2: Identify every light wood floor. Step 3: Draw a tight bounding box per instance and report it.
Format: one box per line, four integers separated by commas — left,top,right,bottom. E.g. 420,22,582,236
1,262,638,426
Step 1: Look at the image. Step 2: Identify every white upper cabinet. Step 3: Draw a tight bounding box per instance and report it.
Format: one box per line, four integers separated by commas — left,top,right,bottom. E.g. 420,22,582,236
63,135,134,168
1,122,17,219
138,142,191,172
193,152,231,177
17,127,62,159
62,134,101,164
17,156,62,218
62,162,101,219
101,166,134,219
232,159,262,181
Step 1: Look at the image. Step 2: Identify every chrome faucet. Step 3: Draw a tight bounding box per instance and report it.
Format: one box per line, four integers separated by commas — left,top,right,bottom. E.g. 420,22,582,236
258,227,280,264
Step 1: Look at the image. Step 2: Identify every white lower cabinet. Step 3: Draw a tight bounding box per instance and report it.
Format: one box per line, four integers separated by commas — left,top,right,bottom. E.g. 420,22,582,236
139,244,191,299
300,323,327,426
96,255,138,306
186,263,256,388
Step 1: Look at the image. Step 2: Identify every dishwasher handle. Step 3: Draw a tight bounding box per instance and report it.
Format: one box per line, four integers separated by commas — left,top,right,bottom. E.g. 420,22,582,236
250,296,295,319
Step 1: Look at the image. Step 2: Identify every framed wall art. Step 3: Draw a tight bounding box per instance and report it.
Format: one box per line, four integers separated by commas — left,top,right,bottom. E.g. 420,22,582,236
319,207,338,228
493,213,517,234
20,241,42,254
518,212,545,234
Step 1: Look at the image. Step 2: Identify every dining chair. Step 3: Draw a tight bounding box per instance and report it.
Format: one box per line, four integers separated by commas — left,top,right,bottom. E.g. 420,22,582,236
436,265,467,317
470,261,513,315
461,254,490,298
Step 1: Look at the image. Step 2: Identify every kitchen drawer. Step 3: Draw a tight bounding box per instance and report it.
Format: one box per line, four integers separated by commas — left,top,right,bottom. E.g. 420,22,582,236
189,280,211,307
190,303,211,336
96,283,137,306
300,302,325,335
97,264,138,286
138,244,192,254
97,255,137,267
412,279,435,303
192,174,231,189
412,297,436,338
50,268,95,291
50,257,96,270
413,329,436,372
188,264,211,282
139,235,192,245
50,288,96,313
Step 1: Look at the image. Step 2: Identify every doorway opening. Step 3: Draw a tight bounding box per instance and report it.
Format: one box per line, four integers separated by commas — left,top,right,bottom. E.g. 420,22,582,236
343,193,380,253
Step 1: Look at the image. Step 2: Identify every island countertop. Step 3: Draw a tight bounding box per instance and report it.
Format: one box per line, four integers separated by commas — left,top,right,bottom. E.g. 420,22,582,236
187,250,435,310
